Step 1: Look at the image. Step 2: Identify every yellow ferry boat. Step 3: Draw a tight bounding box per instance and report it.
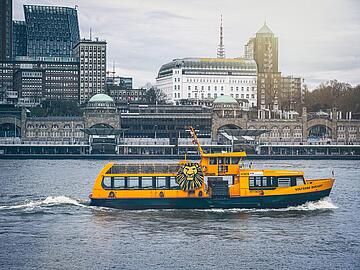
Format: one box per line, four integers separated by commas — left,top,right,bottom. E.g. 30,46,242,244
89,127,335,209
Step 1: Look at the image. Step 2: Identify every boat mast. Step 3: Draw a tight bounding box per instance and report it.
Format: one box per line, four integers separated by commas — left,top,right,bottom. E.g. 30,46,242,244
188,126,204,156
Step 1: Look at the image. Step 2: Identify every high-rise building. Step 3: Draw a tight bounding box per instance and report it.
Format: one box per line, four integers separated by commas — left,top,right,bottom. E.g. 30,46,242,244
245,22,281,111
73,38,107,104
0,0,13,61
23,5,80,57
12,21,27,58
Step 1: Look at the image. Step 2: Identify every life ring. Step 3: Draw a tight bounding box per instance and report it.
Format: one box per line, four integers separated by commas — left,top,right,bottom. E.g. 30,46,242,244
108,191,115,198
159,191,164,198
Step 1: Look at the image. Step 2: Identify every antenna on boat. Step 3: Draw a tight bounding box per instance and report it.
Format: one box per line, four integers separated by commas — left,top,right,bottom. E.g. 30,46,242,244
188,126,204,156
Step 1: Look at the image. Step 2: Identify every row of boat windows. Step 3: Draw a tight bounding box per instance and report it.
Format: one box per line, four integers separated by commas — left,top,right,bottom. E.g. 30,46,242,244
102,176,181,190
209,157,241,165
249,176,305,189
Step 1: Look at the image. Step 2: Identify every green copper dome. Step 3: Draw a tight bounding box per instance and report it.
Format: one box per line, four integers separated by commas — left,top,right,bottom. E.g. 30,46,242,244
213,95,238,104
88,94,114,103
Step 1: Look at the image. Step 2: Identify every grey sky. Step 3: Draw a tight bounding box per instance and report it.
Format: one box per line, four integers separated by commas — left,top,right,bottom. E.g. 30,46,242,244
13,0,360,88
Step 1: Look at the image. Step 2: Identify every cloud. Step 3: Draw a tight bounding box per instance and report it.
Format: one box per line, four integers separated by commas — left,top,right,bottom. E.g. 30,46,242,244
12,0,360,88
145,10,193,21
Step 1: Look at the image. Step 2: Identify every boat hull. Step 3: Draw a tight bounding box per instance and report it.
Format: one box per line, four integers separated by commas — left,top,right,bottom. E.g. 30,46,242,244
90,188,332,210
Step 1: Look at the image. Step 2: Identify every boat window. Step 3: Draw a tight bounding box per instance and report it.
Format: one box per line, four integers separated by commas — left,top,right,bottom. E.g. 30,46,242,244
255,176,262,186
225,157,231,164
249,176,276,190
113,177,126,189
231,157,240,164
278,178,291,187
218,158,224,165
141,176,153,189
157,176,167,189
170,176,180,189
210,158,217,165
262,177,269,187
128,177,140,189
249,176,255,187
102,177,112,189
296,177,305,186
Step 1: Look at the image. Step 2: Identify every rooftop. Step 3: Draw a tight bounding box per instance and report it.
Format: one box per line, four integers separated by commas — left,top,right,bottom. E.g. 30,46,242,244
256,22,273,34
158,57,257,78
213,95,239,104
88,94,114,103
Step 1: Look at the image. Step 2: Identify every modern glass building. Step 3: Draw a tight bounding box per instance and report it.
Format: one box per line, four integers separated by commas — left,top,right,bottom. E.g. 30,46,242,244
12,21,27,58
23,5,80,57
0,0,12,61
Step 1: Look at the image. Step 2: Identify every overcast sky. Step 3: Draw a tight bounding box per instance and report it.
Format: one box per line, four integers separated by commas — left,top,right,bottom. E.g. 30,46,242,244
13,0,360,88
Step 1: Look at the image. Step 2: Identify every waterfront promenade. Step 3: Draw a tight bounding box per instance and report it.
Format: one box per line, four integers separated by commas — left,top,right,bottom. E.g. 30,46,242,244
1,139,359,159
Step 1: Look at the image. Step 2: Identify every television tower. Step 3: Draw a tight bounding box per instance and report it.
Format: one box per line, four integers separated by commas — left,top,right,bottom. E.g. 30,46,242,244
217,15,225,58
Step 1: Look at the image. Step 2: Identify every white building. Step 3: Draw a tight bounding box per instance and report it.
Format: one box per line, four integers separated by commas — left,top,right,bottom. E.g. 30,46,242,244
73,38,107,104
156,58,258,108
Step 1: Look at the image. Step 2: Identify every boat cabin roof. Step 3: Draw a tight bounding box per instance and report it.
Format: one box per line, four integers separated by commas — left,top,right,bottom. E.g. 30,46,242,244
105,163,180,175
202,151,246,158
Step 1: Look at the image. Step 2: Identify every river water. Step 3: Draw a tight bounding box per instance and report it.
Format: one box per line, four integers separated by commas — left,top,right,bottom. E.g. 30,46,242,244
0,159,359,269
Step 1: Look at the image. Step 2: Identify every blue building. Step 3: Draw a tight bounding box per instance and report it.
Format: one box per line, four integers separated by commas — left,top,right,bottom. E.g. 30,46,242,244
23,5,80,57
12,21,27,58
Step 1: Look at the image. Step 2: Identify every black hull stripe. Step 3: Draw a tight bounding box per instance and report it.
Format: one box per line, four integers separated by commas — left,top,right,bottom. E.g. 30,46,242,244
90,189,332,210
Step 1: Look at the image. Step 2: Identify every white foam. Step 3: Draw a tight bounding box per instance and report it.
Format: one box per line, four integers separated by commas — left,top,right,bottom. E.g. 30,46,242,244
0,196,89,211
196,197,338,213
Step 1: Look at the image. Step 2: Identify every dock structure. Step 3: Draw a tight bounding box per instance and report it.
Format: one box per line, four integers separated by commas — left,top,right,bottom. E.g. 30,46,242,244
0,140,359,159
258,144,360,157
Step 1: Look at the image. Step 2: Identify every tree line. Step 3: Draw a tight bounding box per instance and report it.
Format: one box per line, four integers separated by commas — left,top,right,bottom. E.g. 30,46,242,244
304,80,360,115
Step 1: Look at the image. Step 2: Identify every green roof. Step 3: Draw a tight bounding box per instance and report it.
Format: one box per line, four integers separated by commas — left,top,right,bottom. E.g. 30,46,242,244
88,94,114,103
213,95,238,104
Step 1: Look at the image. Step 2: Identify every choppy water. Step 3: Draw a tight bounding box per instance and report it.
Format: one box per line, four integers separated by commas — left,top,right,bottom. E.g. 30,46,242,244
0,159,359,270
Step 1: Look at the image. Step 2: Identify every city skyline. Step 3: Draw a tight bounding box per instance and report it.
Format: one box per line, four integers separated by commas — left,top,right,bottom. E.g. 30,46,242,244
13,0,360,88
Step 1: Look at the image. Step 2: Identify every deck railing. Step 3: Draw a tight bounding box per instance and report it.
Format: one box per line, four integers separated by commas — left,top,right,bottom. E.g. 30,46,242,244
106,163,181,174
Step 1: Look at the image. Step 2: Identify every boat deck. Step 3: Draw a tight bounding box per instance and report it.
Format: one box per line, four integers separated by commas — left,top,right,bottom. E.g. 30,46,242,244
106,163,181,174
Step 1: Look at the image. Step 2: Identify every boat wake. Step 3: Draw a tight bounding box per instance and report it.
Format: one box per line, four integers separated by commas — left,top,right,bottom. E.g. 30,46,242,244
198,197,338,213
0,196,338,213
0,196,91,211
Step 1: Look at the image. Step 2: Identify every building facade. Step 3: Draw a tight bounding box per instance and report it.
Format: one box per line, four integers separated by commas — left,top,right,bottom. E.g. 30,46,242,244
245,22,281,111
156,58,258,107
280,76,304,112
14,69,44,107
74,38,107,104
23,5,80,58
0,0,12,61
106,76,133,90
1,96,359,156
0,61,15,104
12,21,27,58
107,87,146,104
1,57,79,105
